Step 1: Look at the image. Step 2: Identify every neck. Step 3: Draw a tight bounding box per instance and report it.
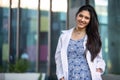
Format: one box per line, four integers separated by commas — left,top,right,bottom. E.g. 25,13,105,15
75,27,86,34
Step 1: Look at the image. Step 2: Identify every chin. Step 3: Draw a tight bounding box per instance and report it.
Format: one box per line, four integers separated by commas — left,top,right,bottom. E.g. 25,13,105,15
78,26,86,29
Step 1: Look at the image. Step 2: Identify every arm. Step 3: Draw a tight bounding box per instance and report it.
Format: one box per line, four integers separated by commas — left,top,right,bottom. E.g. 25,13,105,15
55,35,64,80
96,49,106,74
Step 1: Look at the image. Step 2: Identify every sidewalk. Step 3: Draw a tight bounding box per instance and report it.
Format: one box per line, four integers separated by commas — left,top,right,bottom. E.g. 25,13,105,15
102,74,120,80
0,73,45,80
0,73,120,80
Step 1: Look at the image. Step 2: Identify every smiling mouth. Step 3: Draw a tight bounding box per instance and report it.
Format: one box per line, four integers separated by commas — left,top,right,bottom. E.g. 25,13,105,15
79,22,85,25
78,20,85,24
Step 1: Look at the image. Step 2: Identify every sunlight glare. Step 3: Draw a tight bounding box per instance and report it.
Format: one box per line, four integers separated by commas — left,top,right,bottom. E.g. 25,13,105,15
0,0,9,7
40,0,50,10
95,0,108,6
52,0,67,12
21,0,38,9
11,0,18,8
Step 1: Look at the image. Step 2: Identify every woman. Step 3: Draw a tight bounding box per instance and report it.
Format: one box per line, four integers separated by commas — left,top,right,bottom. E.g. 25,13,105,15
55,5,106,80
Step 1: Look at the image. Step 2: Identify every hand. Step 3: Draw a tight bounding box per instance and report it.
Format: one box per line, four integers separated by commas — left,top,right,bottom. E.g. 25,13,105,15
96,68,103,73
60,77,64,80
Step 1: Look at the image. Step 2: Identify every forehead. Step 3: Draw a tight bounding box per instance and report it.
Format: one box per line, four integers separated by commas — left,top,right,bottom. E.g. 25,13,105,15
77,10,90,17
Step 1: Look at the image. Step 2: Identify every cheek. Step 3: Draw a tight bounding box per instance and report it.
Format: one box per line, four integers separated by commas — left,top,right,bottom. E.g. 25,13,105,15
86,20,90,24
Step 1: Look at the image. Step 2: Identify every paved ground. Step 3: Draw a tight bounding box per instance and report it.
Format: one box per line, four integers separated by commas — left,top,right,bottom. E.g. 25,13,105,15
0,73,120,80
102,74,120,80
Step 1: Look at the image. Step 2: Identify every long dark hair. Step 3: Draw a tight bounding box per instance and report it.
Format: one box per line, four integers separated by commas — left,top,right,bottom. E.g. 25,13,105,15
76,5,102,61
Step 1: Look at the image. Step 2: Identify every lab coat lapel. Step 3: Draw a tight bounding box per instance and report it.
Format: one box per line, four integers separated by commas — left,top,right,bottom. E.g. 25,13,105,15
60,28,74,79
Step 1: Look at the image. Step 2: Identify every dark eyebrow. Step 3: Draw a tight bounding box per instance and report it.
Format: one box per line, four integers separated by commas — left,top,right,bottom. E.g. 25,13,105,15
85,16,90,19
78,13,90,19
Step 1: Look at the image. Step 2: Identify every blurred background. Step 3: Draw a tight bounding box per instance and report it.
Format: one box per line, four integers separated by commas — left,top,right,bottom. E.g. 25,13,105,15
0,0,120,80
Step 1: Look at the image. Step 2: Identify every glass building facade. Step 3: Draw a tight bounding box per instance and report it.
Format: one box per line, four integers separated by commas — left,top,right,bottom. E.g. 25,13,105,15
0,0,120,79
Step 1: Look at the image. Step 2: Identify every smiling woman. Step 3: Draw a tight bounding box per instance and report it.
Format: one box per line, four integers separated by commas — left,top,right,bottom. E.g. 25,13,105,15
55,5,106,80
0,0,120,79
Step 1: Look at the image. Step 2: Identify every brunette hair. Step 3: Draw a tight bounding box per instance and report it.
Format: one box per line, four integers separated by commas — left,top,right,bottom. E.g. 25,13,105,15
76,5,102,61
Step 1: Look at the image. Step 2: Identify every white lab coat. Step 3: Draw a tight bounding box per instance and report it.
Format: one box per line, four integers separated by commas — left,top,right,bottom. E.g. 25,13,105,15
55,27,106,80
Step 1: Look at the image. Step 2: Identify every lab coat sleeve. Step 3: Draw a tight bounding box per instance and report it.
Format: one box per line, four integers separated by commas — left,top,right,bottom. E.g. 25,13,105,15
96,49,106,74
55,34,64,80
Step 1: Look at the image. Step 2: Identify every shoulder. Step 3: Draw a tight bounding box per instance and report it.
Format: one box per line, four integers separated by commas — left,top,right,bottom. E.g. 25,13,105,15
61,27,74,35
58,27,74,39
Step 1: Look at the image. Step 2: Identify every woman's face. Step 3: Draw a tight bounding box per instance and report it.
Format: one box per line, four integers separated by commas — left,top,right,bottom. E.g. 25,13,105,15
76,10,90,29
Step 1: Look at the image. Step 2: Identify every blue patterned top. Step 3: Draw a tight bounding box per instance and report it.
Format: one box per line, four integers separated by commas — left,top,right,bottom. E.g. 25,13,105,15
67,37,92,80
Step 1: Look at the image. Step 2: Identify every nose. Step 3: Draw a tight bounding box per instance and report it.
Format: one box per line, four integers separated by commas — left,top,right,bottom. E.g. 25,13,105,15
81,17,85,21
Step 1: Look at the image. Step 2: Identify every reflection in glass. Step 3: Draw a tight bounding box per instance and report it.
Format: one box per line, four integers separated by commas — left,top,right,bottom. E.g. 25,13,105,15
39,0,49,73
0,0,9,72
107,0,120,74
50,0,67,79
20,0,38,72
